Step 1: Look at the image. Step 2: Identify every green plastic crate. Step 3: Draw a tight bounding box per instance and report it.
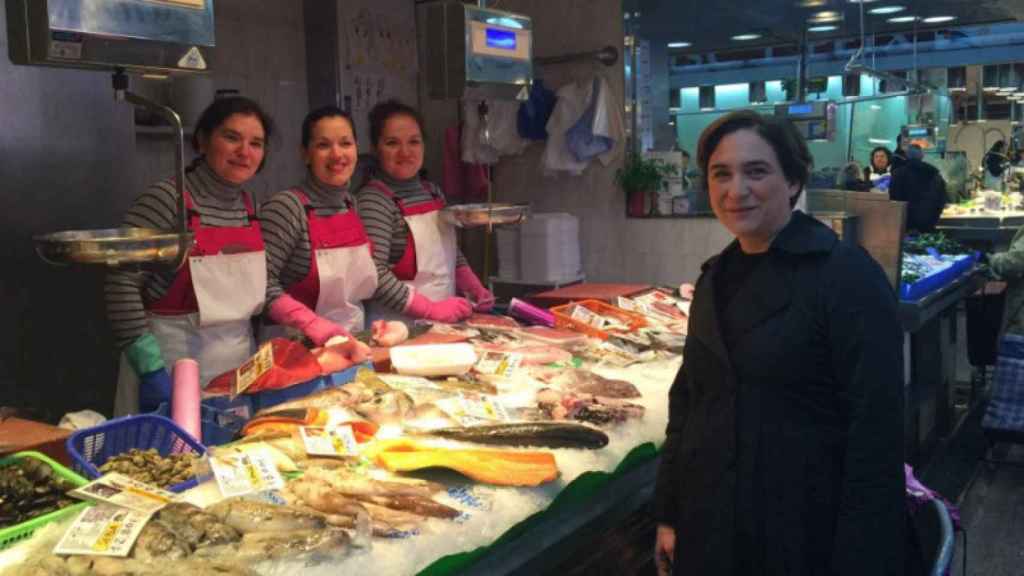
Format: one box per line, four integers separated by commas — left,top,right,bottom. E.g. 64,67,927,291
0,451,90,551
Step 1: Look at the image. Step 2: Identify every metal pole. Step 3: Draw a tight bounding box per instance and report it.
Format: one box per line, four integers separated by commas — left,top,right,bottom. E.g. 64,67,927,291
797,30,808,103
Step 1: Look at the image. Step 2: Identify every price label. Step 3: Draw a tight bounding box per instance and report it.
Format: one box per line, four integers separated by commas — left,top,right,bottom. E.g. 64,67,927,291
616,297,639,312
208,448,284,498
299,425,359,457
54,504,152,557
474,351,522,378
377,374,437,390
570,305,607,329
435,394,510,426
235,341,274,396
69,473,175,514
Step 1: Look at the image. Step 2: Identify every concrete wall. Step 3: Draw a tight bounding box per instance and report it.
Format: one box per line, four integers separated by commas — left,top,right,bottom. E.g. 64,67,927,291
0,0,309,419
421,0,734,288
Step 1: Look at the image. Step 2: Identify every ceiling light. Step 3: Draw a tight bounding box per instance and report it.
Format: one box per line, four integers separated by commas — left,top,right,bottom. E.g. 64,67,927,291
797,0,827,6
808,10,842,23
808,25,838,32
667,41,692,48
870,5,906,15
887,15,918,23
731,33,762,41
922,15,957,24
848,0,881,3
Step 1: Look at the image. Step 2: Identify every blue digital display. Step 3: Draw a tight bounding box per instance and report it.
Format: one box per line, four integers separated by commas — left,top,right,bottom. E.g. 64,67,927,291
485,28,517,51
787,103,815,115
907,127,929,137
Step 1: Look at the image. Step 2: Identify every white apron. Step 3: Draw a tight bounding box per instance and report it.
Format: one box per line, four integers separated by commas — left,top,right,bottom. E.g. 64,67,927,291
114,251,267,416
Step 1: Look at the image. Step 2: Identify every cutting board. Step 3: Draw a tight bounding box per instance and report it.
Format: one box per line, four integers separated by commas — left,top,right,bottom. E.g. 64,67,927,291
527,283,652,308
0,418,72,465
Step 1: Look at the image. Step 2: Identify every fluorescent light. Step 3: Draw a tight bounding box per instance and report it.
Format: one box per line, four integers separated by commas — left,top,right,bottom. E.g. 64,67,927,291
848,0,881,3
888,15,918,23
922,15,957,23
870,5,905,15
868,138,892,144
484,17,524,29
732,33,762,41
808,25,837,32
809,10,842,23
870,104,882,110
667,41,692,48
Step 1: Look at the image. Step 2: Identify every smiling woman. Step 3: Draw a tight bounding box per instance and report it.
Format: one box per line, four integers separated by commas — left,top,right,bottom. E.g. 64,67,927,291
654,111,906,575
104,96,276,415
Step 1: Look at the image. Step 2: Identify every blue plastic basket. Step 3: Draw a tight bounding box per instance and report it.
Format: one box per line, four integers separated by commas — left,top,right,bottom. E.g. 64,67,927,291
65,414,207,493
901,254,977,301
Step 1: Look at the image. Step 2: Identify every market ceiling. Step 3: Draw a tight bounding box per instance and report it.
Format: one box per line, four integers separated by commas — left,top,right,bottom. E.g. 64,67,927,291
635,0,1024,53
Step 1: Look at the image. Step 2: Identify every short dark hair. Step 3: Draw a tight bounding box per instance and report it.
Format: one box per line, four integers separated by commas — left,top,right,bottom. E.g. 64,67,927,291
192,96,276,172
368,99,425,148
696,110,813,208
869,146,892,170
301,106,356,148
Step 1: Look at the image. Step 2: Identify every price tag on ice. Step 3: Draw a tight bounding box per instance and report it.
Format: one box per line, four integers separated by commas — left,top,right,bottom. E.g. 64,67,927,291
616,296,639,312
570,305,607,329
209,449,284,498
234,340,274,396
54,504,152,557
299,425,359,457
474,351,522,378
435,394,510,426
69,473,175,514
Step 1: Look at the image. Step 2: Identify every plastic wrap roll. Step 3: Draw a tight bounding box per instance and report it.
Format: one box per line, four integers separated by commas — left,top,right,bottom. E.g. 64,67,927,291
508,297,555,327
171,358,201,441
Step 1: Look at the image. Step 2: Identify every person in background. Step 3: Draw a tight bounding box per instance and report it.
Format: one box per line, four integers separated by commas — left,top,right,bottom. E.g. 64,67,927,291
357,100,493,324
654,110,904,576
890,133,908,172
259,106,374,361
105,97,273,414
864,146,892,185
837,160,872,192
984,140,1009,191
679,149,692,192
889,144,948,233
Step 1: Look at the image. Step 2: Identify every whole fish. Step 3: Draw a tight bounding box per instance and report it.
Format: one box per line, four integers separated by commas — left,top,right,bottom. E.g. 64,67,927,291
530,368,642,399
411,422,610,449
354,389,415,425
253,386,359,417
205,498,325,534
236,529,350,561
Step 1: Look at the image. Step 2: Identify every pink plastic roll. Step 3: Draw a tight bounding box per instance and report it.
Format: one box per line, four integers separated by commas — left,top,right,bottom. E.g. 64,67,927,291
171,358,201,441
508,298,555,327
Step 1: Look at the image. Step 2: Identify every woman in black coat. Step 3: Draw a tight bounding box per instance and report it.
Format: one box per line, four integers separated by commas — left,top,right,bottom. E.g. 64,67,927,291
654,110,905,576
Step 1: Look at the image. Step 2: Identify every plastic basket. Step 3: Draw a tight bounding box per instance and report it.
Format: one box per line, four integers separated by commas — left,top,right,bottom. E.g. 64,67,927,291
550,299,648,340
66,414,207,493
0,451,90,551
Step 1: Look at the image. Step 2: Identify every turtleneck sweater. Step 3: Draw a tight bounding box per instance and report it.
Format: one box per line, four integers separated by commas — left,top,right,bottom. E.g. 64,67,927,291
356,174,468,312
104,161,255,349
261,173,355,305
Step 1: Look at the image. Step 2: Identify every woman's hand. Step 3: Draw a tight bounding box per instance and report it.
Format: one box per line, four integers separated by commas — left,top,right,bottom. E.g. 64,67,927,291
678,283,695,301
655,524,676,576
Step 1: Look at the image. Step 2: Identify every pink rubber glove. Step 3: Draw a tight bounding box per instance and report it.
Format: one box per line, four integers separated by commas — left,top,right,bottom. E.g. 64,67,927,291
267,294,350,346
455,265,495,312
404,291,473,323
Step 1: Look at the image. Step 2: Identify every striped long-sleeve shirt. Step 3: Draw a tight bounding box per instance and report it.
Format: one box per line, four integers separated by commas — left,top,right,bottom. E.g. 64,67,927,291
261,174,354,305
356,174,468,312
104,162,255,350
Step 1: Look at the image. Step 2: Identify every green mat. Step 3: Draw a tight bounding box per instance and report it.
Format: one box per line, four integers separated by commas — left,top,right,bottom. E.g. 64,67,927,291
416,442,660,576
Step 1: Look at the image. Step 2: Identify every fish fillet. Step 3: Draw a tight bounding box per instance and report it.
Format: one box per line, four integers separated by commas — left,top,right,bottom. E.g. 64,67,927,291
371,440,558,487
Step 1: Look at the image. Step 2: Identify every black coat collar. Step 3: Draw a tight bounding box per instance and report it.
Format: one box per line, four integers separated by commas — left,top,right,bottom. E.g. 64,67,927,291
692,212,837,364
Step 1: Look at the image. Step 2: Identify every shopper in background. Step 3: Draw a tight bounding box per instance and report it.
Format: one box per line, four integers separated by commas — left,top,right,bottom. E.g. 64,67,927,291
105,97,274,414
837,160,872,192
864,145,893,185
889,144,948,233
984,140,1009,191
890,133,908,172
357,100,492,324
654,110,904,576
259,106,374,363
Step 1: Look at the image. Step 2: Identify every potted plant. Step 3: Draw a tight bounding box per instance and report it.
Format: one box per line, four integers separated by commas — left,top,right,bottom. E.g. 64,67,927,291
616,153,677,217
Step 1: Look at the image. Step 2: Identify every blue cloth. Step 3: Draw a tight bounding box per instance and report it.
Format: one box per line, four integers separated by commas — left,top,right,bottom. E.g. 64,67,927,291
517,79,556,140
565,78,613,162
139,368,172,413
983,333,1024,432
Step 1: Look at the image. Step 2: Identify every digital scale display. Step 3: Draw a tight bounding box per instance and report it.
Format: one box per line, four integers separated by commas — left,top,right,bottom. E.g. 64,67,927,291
787,103,815,116
485,28,517,51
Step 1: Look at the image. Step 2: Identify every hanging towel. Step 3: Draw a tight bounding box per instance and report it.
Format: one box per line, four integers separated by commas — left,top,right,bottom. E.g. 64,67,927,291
517,79,557,140
566,77,614,162
444,125,490,202
542,80,591,176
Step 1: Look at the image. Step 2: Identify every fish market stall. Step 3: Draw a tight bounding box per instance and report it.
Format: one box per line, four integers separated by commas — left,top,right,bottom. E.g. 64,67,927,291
0,296,688,576
938,198,1024,249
